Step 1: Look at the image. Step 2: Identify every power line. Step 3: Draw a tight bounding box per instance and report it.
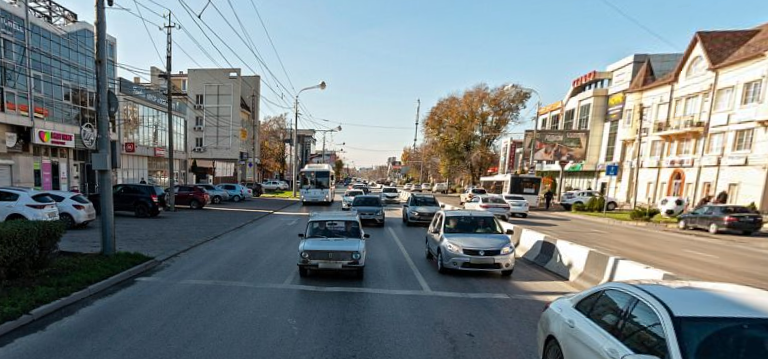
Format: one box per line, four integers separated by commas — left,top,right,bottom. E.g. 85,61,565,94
249,0,296,93
596,0,679,50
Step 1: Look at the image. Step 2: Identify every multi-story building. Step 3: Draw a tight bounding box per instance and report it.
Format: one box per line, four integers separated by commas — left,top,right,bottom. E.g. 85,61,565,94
116,77,187,186
0,0,116,192
618,22,768,210
530,54,680,197
164,68,260,184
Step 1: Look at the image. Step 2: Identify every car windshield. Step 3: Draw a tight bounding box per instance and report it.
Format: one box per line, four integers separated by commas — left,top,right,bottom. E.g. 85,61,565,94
721,206,753,214
306,220,362,239
443,216,503,234
345,190,363,197
382,188,397,193
677,317,768,359
352,197,381,207
413,196,438,206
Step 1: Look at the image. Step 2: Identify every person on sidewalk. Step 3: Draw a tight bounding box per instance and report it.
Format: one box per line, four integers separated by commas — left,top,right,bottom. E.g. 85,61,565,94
715,190,729,204
139,178,147,184
544,189,554,210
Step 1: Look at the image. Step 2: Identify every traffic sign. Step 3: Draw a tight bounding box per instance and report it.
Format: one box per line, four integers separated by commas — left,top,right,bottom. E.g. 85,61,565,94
606,164,619,176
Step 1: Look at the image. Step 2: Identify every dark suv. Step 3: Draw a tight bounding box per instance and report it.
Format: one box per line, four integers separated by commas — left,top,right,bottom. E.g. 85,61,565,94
109,184,166,217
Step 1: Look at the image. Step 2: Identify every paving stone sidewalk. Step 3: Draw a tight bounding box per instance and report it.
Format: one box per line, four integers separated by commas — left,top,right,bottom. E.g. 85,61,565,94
59,198,297,258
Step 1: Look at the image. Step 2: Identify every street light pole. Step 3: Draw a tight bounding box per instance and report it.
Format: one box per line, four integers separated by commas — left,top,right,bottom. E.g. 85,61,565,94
292,81,327,197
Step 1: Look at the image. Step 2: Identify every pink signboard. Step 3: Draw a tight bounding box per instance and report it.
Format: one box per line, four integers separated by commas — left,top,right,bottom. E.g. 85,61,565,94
42,160,52,190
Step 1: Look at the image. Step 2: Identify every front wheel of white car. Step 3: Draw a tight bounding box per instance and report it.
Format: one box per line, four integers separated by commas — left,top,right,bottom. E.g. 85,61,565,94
543,339,564,359
425,240,433,259
436,251,447,274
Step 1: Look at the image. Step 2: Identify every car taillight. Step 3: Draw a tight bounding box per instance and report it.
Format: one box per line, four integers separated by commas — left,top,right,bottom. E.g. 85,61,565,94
26,204,48,210
73,204,86,210
724,216,738,223
479,204,490,208
151,195,158,203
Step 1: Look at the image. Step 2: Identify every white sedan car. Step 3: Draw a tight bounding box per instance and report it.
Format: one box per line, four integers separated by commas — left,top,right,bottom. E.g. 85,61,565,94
502,195,529,218
48,190,97,229
538,280,768,359
0,187,59,222
463,195,510,221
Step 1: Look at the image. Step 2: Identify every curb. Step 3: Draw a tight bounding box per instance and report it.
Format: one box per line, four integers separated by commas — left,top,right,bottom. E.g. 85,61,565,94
0,199,299,338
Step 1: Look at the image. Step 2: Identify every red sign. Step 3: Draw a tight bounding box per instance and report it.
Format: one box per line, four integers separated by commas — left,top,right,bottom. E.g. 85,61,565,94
125,142,136,153
154,147,166,157
507,141,518,173
572,70,598,88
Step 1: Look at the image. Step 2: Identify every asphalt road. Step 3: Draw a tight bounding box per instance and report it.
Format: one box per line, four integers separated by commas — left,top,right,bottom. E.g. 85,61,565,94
0,193,575,359
434,193,768,290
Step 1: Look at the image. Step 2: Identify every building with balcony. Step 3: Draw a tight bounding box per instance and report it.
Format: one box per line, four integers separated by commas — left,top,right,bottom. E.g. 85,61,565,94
0,0,116,192
617,22,768,210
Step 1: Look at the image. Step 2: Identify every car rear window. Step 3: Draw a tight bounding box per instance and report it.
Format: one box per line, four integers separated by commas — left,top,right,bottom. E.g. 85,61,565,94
70,194,91,204
382,188,397,193
486,197,507,204
345,190,363,196
472,189,487,194
32,194,55,203
413,196,438,206
721,206,753,214
352,197,381,206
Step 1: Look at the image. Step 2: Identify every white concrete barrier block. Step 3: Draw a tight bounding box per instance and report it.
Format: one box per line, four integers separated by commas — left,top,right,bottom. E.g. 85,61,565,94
608,259,669,282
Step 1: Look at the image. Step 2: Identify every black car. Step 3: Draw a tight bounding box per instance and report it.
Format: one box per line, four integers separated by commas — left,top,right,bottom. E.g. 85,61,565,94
678,205,763,235
91,184,166,218
245,182,263,197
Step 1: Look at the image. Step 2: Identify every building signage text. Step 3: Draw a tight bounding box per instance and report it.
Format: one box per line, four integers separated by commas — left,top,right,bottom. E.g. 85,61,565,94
664,157,694,168
33,129,75,148
572,71,597,88
537,101,563,115
1,15,24,35
607,93,625,121
723,155,747,166
125,142,136,153
154,147,166,157
119,78,187,114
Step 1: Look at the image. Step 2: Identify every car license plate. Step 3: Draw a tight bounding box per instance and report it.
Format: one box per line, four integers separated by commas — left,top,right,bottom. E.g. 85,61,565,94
48,212,56,218
318,262,342,269
470,257,494,264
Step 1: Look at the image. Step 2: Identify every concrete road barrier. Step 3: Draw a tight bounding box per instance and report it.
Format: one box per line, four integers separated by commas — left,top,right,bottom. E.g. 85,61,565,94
440,203,675,288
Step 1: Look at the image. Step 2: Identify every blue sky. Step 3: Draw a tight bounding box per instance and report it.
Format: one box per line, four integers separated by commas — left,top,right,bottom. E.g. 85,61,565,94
67,1,768,167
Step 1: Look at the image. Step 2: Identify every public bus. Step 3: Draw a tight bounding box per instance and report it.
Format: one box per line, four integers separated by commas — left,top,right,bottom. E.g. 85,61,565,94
299,164,336,204
479,174,542,207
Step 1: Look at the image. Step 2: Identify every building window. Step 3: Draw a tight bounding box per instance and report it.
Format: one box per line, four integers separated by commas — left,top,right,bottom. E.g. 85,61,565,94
742,80,762,105
195,137,204,148
195,94,204,105
650,140,664,157
701,182,712,199
733,129,754,152
539,116,547,130
714,87,733,112
603,120,619,163
686,56,706,78
645,182,654,203
656,103,669,122
673,98,683,118
683,95,700,116
577,103,590,130
181,79,188,92
706,133,724,154
195,116,204,127
550,114,560,130
623,109,632,126
563,109,575,130
33,74,42,94
676,138,694,156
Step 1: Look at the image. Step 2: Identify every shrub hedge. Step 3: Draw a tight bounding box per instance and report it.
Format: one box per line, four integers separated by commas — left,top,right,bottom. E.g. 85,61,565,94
629,207,661,221
0,220,65,280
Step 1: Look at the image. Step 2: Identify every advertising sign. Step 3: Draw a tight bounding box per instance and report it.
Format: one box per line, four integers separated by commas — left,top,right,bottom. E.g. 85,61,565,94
154,147,166,157
125,142,136,153
42,160,52,191
607,93,625,121
523,130,589,163
32,129,75,148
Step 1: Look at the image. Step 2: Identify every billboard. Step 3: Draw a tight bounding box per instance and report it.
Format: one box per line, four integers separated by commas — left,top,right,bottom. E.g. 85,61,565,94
523,130,589,163
607,93,625,121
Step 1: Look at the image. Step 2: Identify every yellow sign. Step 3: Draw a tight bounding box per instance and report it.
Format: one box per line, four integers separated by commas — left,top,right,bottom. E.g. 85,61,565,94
240,128,248,140
538,101,562,115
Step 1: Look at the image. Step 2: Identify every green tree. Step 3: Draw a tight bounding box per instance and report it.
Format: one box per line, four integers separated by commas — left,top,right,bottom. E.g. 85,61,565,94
259,114,289,179
423,83,530,185
334,159,344,178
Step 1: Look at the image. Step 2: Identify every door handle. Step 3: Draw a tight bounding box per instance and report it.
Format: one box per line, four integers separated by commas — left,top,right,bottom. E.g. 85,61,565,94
565,318,575,328
602,346,619,359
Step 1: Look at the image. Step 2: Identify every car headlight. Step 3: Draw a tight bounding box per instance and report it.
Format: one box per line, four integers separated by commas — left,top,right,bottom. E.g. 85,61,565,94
501,246,513,255
301,251,310,259
445,242,462,254
352,252,361,260
376,210,383,215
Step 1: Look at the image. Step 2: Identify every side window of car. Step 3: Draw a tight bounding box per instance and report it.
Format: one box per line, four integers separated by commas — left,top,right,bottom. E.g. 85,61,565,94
703,206,716,215
0,190,19,202
620,301,669,359
429,214,441,232
49,194,64,202
586,289,636,339
575,291,603,316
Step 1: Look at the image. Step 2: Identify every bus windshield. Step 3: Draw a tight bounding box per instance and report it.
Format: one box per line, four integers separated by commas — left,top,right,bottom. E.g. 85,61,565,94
300,171,331,190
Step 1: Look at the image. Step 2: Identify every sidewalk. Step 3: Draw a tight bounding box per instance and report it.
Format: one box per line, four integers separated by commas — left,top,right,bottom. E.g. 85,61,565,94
60,198,297,259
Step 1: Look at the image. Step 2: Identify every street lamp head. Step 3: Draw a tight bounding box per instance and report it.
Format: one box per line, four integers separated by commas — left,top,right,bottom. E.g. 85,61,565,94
335,125,342,131
319,81,327,90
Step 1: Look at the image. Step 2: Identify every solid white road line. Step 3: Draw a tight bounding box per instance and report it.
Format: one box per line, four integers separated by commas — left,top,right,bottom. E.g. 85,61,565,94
134,277,554,301
205,207,273,213
683,249,720,259
387,226,432,293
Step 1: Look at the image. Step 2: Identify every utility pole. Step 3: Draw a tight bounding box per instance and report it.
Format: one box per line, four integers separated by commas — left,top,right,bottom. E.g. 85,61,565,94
322,131,327,164
252,90,258,183
95,0,114,255
164,13,178,211
413,99,420,152
292,96,299,197
632,105,644,209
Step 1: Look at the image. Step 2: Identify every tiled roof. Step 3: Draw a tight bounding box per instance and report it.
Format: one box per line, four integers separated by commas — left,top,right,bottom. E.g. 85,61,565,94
715,22,768,68
698,30,759,67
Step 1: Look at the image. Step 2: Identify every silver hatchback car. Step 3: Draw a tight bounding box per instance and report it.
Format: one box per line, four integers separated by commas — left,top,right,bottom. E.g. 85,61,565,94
298,211,369,278
425,210,515,277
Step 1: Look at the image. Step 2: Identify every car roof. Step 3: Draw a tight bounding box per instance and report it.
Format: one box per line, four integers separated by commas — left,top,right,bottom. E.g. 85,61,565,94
442,210,496,218
620,281,768,318
0,186,49,194
47,190,83,196
309,211,359,221
411,193,436,198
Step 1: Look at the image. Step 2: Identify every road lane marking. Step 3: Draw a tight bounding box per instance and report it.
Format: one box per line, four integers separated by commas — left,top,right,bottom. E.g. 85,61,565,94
272,212,309,216
591,229,607,233
135,277,555,301
205,207,273,213
683,249,720,259
282,267,298,285
387,227,432,292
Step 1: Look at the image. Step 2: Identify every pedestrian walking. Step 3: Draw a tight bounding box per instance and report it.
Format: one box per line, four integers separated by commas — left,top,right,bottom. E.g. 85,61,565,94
139,177,147,184
715,190,728,204
544,189,554,210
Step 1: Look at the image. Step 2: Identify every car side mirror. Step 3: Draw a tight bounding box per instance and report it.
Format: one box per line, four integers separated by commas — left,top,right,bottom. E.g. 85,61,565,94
440,204,445,208
298,233,304,238
505,229,514,235
363,234,370,239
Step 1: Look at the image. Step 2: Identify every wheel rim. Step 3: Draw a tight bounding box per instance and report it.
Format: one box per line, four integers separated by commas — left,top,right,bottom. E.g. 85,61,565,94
545,342,563,359
213,197,221,204
191,201,199,209
62,214,74,229
678,220,686,229
709,224,717,233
